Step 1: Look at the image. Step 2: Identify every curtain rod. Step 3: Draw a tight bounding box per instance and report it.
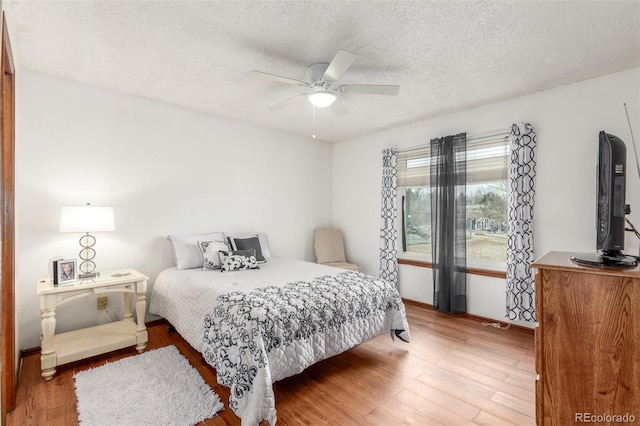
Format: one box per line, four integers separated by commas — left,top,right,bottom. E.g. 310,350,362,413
397,128,510,154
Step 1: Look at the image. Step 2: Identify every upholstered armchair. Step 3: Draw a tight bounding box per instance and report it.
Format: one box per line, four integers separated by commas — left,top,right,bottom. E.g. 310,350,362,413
313,228,361,272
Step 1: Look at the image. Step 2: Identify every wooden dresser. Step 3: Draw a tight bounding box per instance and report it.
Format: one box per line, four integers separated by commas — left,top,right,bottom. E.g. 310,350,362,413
531,251,639,425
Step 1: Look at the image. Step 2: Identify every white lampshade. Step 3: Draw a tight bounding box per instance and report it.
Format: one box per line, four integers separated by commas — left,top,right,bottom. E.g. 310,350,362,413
308,91,337,108
59,205,115,233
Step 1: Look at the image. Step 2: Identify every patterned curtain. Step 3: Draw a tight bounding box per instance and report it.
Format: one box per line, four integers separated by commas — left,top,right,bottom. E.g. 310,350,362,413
506,123,537,321
379,149,399,286
430,133,467,314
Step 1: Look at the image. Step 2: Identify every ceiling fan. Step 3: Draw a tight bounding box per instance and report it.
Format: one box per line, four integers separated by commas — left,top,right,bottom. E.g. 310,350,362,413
249,50,400,116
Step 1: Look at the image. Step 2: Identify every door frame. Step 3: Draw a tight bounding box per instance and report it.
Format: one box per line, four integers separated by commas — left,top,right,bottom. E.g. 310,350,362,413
1,11,16,425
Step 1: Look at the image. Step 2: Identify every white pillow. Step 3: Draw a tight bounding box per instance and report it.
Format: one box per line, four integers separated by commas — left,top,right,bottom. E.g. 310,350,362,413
167,232,225,270
223,232,272,258
198,240,229,271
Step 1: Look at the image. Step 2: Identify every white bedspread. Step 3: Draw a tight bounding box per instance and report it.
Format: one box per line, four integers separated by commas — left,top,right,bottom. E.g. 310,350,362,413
149,258,410,426
150,258,343,352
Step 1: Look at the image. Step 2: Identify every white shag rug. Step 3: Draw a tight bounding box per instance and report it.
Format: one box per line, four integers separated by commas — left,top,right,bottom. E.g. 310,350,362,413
74,345,224,426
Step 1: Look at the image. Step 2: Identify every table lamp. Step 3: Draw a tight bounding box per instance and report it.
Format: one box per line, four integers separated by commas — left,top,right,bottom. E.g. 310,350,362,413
59,203,115,278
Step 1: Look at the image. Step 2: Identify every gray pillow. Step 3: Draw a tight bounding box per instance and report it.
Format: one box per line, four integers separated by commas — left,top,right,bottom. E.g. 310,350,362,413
223,232,272,258
227,236,266,263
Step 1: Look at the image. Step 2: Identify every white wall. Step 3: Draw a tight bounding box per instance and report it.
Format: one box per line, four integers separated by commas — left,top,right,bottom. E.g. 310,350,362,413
332,68,640,325
15,68,640,348
16,70,332,349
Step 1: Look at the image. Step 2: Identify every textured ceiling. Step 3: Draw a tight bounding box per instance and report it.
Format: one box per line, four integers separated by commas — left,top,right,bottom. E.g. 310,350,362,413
4,1,640,142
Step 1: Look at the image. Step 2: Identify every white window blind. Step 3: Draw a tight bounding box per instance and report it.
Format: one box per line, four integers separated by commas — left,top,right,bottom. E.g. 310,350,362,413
397,132,509,187
397,146,431,187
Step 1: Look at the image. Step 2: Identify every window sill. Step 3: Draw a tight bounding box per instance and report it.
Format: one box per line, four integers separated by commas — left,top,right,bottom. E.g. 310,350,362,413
398,257,507,279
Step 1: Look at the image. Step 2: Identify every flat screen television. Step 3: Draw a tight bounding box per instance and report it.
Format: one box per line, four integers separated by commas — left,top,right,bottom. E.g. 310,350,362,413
571,131,638,267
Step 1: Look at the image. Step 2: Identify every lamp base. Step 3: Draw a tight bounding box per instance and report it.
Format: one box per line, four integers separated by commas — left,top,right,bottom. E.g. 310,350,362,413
77,232,98,278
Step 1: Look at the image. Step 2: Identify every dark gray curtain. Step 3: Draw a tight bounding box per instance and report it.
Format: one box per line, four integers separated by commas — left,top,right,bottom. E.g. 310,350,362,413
430,133,467,313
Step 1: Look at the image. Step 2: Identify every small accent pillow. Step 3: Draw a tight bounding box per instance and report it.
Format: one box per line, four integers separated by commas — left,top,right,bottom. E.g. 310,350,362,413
227,236,266,263
197,240,229,271
218,250,260,272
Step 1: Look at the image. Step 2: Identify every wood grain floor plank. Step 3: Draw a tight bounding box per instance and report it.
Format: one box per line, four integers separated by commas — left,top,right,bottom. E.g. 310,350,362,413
416,372,535,425
435,360,535,405
375,393,446,425
467,409,524,426
448,346,536,381
360,407,410,426
490,390,536,417
393,388,474,424
401,376,481,421
504,372,537,390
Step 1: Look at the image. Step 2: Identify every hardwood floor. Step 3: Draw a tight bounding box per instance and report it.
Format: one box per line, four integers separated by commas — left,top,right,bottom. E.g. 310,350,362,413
7,303,535,425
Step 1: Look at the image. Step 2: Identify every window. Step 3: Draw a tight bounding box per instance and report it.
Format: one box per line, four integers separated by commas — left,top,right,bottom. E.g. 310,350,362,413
397,133,509,269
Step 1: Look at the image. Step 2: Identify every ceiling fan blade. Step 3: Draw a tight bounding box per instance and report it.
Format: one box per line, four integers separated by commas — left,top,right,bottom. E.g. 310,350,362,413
322,50,357,82
249,70,308,87
269,93,308,110
340,84,400,96
330,99,349,116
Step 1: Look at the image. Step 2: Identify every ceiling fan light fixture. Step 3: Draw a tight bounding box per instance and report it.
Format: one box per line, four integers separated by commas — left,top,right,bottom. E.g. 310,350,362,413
308,91,337,108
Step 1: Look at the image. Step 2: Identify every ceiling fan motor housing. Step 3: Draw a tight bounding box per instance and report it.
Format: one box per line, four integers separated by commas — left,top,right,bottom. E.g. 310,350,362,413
307,63,331,85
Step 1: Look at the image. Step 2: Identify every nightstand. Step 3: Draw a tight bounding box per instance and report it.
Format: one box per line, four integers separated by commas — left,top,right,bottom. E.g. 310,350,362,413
37,268,148,380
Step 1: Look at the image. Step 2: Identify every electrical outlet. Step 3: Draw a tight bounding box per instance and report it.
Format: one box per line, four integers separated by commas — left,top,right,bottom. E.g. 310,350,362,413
97,296,108,311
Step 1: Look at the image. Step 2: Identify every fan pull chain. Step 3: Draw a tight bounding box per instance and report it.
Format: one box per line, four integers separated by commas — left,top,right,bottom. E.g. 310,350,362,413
312,106,316,138
330,110,333,133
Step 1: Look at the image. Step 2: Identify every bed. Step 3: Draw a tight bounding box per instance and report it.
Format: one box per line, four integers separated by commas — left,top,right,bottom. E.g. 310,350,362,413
149,233,410,426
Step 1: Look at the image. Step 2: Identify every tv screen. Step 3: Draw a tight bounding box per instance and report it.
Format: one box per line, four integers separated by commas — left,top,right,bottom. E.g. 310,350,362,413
597,131,627,253
571,131,637,267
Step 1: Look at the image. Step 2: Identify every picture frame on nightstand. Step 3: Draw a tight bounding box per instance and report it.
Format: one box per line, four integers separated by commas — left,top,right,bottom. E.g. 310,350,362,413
56,258,77,285
49,255,63,283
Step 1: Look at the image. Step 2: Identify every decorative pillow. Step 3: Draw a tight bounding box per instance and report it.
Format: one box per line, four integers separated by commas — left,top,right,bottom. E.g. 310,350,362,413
168,232,225,270
227,236,266,263
218,250,260,272
197,240,229,271
223,232,272,258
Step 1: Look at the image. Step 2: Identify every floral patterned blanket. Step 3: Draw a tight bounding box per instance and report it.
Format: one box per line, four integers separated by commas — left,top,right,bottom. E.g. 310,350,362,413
202,270,410,426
